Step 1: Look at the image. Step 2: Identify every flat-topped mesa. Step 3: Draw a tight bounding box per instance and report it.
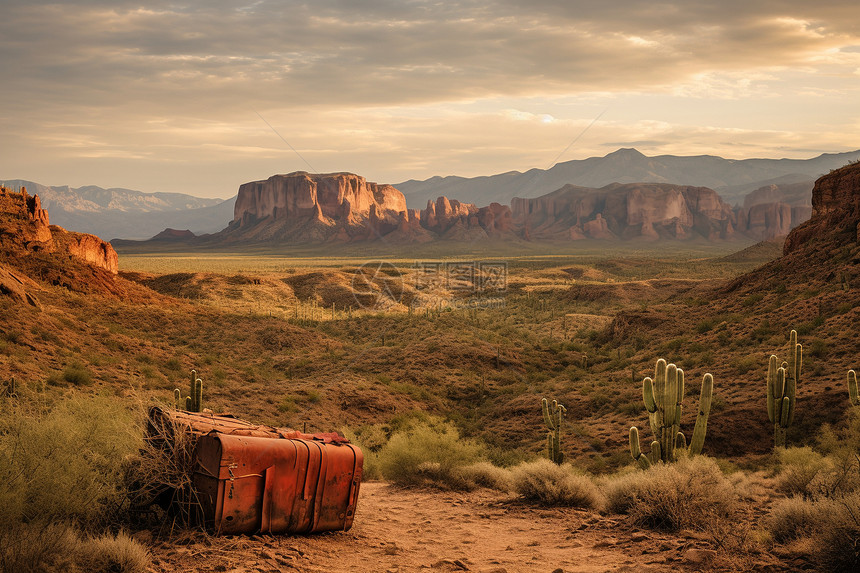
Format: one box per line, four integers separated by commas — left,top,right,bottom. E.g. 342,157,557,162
232,172,405,225
785,161,860,254
229,172,409,242
0,185,118,273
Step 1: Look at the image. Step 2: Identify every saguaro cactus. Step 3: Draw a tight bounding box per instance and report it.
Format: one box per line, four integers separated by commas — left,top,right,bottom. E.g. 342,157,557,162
767,330,801,448
629,358,714,469
542,398,566,464
848,370,859,407
174,369,203,412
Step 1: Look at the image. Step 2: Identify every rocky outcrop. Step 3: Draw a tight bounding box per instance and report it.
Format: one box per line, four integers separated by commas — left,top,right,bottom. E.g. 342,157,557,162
55,231,120,274
784,162,860,254
0,185,118,274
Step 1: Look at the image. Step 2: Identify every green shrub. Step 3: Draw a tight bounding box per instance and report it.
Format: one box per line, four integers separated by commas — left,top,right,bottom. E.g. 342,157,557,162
510,459,602,508
776,447,834,498
376,421,486,489
602,456,737,531
0,396,142,526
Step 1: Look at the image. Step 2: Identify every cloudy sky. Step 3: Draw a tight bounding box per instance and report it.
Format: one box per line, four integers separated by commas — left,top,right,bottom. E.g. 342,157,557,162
1,0,859,199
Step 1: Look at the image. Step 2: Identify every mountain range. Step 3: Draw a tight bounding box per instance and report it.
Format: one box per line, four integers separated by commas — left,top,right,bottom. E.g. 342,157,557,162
395,148,860,209
5,148,858,241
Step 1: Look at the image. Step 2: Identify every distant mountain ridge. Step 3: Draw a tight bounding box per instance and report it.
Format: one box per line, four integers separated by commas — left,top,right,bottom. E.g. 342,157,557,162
395,148,860,209
0,179,234,240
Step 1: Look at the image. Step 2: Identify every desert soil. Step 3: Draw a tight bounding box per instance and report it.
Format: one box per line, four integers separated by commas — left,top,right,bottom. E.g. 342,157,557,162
145,482,767,573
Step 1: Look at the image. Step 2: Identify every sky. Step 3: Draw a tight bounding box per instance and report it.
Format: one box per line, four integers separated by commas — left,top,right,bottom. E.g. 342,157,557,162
1,1,859,199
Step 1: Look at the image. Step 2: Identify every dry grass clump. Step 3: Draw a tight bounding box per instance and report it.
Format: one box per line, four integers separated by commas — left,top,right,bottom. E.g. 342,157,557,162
0,523,148,573
510,458,603,509
77,530,150,573
602,456,737,531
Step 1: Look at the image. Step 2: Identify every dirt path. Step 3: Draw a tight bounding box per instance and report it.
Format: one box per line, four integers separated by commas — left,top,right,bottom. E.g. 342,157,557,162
146,482,721,573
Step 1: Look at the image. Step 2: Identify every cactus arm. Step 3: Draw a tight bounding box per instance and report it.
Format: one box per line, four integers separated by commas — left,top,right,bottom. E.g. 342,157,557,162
689,373,713,455
849,370,859,407
784,372,796,426
630,427,651,469
676,431,687,452
767,355,778,422
185,396,192,411
541,398,555,430
643,377,657,413
174,388,182,409
649,440,662,465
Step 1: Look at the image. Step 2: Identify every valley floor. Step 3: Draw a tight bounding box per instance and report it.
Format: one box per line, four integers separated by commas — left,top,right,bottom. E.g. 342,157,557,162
147,481,788,573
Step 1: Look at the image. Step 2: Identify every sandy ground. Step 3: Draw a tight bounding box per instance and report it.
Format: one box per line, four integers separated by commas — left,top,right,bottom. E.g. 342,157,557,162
144,482,769,573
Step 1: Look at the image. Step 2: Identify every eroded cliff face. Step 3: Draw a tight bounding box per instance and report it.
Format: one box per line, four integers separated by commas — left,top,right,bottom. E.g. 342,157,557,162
511,183,736,241
0,186,118,274
784,162,860,254
229,172,410,242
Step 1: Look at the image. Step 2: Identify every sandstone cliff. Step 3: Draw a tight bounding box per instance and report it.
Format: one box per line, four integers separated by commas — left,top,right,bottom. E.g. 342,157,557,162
226,172,409,243
511,183,736,241
0,185,118,274
734,181,813,241
784,161,860,255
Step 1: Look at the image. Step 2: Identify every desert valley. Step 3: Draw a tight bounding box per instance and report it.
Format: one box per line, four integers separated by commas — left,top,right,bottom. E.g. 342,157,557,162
4,1,860,572
2,152,860,572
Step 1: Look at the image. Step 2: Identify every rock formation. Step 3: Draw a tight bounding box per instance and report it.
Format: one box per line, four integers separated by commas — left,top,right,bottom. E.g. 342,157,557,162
511,183,736,241
226,172,409,243
0,185,118,274
784,161,860,254
735,181,813,240
209,165,843,245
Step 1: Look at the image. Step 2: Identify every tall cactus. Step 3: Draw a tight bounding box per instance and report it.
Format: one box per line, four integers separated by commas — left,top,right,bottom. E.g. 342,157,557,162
849,370,859,407
174,369,204,412
629,358,714,468
541,398,566,464
767,330,801,448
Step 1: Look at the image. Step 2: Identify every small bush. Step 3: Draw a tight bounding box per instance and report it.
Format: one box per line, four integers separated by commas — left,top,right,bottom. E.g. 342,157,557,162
376,421,486,489
602,456,737,531
768,496,827,542
768,493,860,571
814,493,860,571
0,396,142,526
63,363,93,386
776,447,833,498
457,461,514,492
510,459,603,508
